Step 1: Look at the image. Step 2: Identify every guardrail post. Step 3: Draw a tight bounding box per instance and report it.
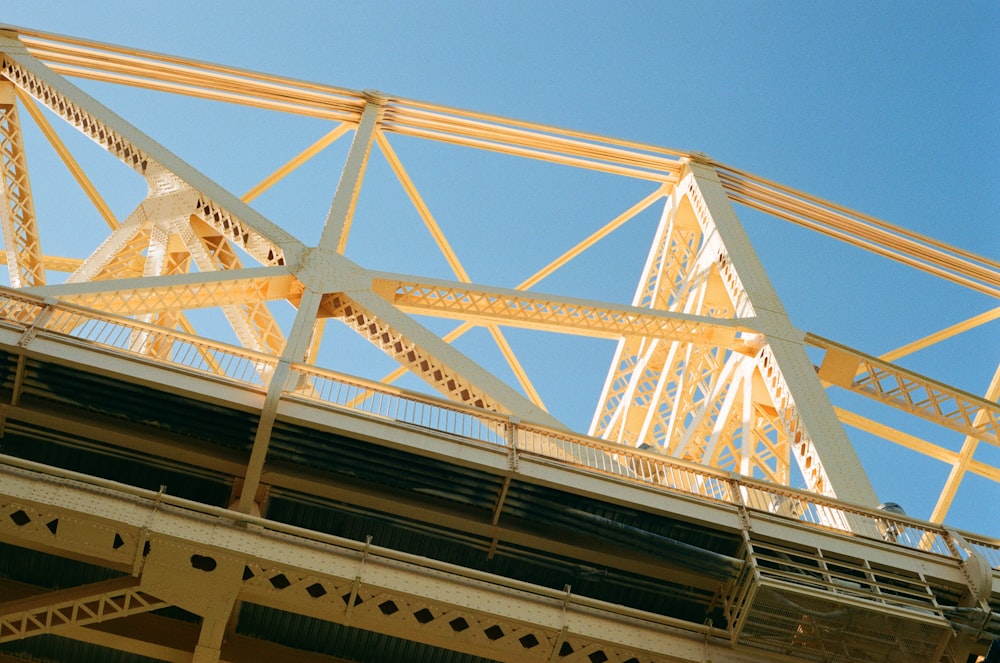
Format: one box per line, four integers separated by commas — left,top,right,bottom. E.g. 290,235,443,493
15,297,55,348
506,416,520,472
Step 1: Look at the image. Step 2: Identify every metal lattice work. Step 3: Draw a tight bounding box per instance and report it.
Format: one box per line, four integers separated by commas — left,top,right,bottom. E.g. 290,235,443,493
0,25,996,663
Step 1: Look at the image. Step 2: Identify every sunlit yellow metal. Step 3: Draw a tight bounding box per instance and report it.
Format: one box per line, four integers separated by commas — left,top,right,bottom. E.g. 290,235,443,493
812,333,1000,446
0,81,44,288
241,123,352,204
929,364,1000,523
375,275,755,349
14,87,118,229
879,306,1000,363
835,406,1000,483
717,163,1000,298
185,217,289,356
376,131,545,409
47,271,299,316
0,26,995,662
324,290,505,413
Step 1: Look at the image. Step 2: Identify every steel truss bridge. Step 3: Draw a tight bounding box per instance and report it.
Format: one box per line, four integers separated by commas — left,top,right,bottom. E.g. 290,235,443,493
0,25,997,663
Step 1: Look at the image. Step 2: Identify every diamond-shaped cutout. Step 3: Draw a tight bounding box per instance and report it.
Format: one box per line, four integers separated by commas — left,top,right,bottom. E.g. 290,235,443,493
341,592,363,607
484,624,504,640
112,533,125,550
269,573,291,589
559,642,574,656
589,651,609,663
243,566,255,581
519,633,540,648
413,608,434,624
45,518,59,535
378,600,398,615
449,617,469,632
306,583,327,598
9,509,30,526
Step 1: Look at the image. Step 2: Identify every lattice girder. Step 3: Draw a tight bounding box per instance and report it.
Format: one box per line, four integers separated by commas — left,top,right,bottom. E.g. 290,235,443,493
0,37,303,268
814,334,1000,447
324,290,507,414
44,269,300,317
590,164,878,503
0,577,166,643
0,80,44,288
374,274,755,350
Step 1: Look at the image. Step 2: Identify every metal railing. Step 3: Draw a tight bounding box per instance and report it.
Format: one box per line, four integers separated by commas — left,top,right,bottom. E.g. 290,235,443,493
2,288,997,572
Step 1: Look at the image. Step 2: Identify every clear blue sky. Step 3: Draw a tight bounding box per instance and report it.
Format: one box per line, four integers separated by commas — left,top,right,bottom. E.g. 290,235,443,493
3,2,998,536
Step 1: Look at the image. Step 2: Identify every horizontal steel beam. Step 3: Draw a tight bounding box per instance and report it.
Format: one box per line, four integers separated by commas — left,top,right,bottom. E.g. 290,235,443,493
812,333,1000,445
371,272,759,352
0,460,775,663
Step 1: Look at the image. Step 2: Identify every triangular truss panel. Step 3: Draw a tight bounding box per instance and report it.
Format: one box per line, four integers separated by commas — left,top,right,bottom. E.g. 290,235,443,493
0,26,996,520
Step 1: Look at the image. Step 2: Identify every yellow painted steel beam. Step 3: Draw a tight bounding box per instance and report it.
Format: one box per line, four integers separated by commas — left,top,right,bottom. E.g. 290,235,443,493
241,123,352,204
0,253,82,272
879,306,1000,363
0,576,166,643
834,406,1000,483
323,291,504,414
527,185,669,290
19,34,365,119
0,38,304,268
14,88,119,229
372,275,755,350
13,26,995,308
319,99,381,256
1,460,763,663
322,288,564,429
374,187,670,388
717,164,1000,298
376,130,544,409
15,30,688,180
0,81,44,288
929,363,1000,523
32,268,300,315
812,333,1000,446
183,217,288,357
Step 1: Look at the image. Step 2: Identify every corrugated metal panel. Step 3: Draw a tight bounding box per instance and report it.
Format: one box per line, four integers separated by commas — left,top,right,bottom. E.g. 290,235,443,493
16,356,258,452
0,541,121,589
0,634,166,663
0,420,234,507
268,419,505,513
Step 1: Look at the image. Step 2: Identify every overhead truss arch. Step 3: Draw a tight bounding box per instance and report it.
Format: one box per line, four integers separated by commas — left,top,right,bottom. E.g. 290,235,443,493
0,23,994,523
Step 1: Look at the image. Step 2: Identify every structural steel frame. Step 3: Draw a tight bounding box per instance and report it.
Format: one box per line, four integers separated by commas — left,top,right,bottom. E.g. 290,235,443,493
0,25,994,517
0,25,997,662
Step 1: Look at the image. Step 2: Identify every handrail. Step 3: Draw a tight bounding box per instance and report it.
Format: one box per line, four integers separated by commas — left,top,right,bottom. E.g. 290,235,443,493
1,288,997,571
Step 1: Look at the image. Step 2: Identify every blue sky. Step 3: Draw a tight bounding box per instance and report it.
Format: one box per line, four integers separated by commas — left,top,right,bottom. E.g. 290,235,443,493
3,2,998,535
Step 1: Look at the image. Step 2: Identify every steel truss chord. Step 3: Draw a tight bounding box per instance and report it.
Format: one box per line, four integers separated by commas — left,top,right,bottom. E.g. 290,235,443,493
323,289,560,426
0,36,304,269
716,163,1000,299
373,275,756,351
813,333,1000,446
32,267,300,316
0,577,167,643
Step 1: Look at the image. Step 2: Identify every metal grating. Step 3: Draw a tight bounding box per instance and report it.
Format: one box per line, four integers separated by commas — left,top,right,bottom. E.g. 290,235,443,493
726,539,954,662
736,583,951,662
